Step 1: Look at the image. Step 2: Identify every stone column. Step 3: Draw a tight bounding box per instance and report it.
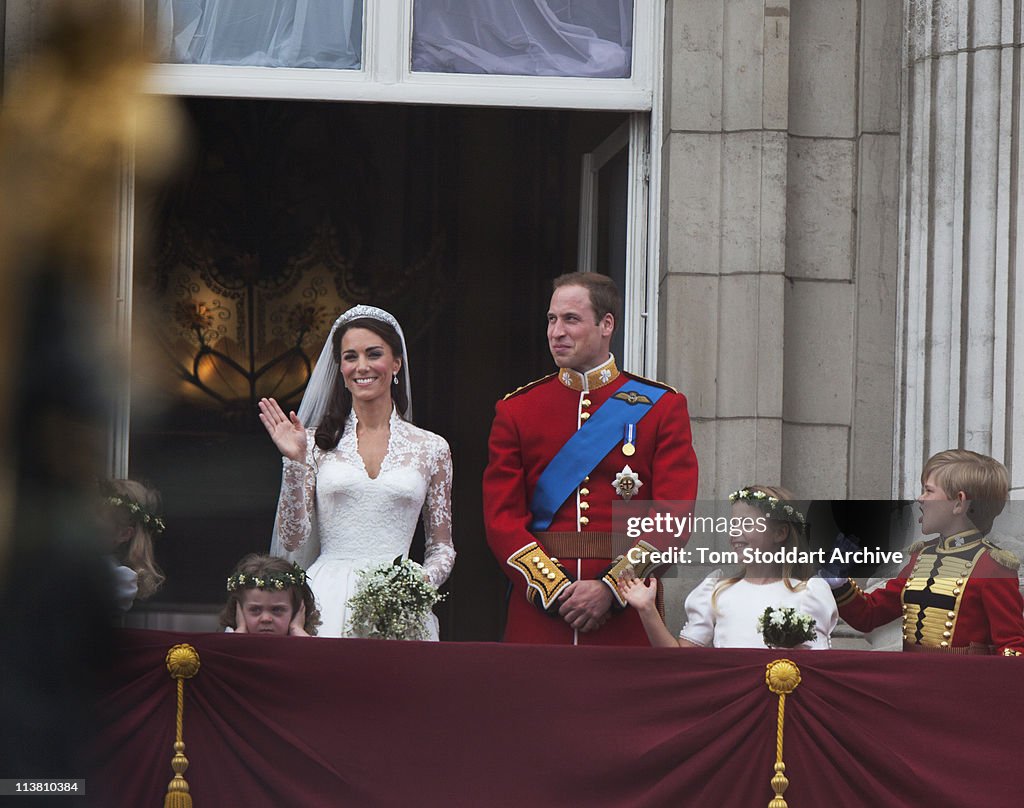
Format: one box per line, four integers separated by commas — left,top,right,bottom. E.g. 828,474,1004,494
658,1,791,633
783,0,902,499
661,1,901,502
660,0,791,500
898,0,1024,495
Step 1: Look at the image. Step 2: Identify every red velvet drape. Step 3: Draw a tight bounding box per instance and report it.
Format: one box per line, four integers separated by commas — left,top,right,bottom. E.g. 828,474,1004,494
89,630,1021,807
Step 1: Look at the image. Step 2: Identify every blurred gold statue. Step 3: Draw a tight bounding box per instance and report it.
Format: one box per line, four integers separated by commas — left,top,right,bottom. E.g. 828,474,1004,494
0,0,183,780
0,0,182,569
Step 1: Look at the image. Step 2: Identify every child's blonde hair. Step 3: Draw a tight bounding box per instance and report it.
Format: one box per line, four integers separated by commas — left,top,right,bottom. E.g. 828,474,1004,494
713,484,811,609
104,478,165,600
921,450,1009,534
220,553,322,636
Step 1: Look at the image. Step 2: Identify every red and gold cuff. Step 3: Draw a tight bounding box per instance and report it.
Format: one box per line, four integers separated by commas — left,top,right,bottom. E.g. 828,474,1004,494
507,542,573,611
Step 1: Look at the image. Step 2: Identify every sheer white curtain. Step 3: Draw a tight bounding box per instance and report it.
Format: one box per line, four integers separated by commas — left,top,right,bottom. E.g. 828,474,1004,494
412,0,633,78
151,1,363,69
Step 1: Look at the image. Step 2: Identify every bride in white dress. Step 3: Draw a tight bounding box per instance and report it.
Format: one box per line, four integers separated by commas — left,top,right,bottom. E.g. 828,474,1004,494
259,305,455,638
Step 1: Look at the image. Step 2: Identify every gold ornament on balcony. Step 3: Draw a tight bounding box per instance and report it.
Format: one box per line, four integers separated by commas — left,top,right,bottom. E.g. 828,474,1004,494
164,643,201,808
764,658,801,808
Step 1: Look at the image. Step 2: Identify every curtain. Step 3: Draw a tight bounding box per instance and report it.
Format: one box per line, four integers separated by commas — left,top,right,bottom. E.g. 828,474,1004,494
412,0,633,78
151,1,363,69
89,629,1021,807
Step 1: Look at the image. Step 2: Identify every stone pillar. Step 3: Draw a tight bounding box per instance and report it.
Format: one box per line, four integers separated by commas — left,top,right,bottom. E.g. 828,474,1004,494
783,0,902,499
898,0,1024,496
660,0,791,500
657,1,791,633
661,1,901,502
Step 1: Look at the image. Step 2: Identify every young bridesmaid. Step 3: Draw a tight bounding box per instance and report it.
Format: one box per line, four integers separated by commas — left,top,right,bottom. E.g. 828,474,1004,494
221,554,321,637
620,485,836,649
101,478,166,612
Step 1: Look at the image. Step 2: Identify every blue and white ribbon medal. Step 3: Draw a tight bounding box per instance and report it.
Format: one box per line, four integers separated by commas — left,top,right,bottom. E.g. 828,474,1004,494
622,423,636,456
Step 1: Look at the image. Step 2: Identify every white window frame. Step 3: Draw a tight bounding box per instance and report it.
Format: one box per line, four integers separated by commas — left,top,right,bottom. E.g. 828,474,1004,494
144,0,658,111
576,115,651,372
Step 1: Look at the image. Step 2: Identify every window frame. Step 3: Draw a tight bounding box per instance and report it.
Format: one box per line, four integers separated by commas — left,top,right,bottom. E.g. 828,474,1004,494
144,0,657,111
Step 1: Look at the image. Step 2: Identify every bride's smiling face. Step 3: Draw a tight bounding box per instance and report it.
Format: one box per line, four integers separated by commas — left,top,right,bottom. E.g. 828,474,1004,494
340,327,402,404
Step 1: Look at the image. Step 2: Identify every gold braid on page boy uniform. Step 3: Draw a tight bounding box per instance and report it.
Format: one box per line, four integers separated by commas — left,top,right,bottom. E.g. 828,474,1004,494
833,529,1024,655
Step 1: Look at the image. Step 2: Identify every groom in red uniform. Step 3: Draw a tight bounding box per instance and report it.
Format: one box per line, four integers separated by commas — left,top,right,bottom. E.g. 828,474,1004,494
483,272,699,645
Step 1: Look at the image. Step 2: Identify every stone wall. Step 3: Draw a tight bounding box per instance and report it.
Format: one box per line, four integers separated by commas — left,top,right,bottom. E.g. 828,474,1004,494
784,0,902,499
659,1,903,638
660,1,902,505
660,0,791,506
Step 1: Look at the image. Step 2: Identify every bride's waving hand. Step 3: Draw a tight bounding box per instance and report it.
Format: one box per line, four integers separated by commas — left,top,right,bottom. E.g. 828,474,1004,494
258,397,307,462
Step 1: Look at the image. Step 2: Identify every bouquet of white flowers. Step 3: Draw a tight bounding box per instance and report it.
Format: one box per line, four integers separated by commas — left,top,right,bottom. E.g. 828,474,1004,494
756,605,817,649
347,556,446,640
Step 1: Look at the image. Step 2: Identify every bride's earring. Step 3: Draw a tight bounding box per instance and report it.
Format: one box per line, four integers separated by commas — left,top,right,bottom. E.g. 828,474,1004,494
393,374,399,386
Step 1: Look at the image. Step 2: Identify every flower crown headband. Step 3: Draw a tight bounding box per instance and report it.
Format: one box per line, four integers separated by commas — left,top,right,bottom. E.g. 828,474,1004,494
106,494,166,535
728,488,807,525
227,563,308,593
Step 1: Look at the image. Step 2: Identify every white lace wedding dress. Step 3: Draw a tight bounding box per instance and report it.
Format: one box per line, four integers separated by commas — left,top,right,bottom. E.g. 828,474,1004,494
275,408,455,638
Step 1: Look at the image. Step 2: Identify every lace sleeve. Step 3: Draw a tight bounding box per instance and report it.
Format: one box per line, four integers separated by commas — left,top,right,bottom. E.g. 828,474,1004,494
421,436,455,588
276,431,316,551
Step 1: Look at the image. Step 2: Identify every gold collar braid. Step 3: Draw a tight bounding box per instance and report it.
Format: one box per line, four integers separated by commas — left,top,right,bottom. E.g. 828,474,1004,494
557,355,620,392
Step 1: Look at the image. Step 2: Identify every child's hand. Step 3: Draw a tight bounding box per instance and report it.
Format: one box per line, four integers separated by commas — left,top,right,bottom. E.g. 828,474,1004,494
618,576,657,613
289,601,310,637
819,531,859,587
234,602,247,633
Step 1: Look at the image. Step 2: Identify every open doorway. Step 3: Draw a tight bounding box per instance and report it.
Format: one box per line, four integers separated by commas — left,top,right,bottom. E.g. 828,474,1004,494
129,98,631,640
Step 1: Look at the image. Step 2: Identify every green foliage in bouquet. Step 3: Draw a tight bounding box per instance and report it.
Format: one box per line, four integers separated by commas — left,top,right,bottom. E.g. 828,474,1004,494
347,556,446,640
756,605,816,649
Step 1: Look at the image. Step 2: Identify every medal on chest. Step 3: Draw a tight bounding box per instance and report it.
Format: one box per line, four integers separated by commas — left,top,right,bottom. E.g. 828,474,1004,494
622,423,636,456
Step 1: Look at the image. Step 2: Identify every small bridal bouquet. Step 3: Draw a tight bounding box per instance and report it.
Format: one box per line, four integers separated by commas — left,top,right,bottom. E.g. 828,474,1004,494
757,606,817,649
347,556,446,640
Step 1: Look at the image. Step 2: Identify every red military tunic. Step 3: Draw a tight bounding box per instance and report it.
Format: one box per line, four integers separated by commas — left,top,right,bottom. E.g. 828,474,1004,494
834,530,1024,655
483,356,699,645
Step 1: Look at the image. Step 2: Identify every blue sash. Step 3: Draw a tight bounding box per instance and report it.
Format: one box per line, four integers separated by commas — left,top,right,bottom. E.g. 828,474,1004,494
529,379,666,530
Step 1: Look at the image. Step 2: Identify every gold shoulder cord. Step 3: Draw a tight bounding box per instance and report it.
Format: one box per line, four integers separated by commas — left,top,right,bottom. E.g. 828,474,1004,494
502,373,557,400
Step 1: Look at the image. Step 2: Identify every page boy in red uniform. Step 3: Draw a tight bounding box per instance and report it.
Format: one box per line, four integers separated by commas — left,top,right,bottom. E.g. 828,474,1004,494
831,450,1024,655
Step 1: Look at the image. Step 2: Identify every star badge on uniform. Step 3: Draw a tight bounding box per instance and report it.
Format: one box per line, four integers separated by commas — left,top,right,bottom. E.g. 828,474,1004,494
613,465,643,500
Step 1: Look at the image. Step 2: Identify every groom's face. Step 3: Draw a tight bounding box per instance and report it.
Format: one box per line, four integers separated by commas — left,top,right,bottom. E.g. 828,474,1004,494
547,285,613,372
